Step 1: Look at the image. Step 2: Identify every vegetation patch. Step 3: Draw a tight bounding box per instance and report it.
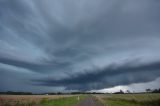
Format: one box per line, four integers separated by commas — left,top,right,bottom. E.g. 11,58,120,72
106,98,160,106
1,95,84,106
97,93,160,106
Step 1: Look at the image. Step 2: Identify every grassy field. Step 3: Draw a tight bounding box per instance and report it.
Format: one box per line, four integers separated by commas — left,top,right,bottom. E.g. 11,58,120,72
0,95,84,106
1,93,160,106
95,93,160,106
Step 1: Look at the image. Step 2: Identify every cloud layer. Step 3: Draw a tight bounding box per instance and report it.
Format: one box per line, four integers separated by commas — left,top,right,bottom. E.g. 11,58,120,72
33,61,160,90
0,0,160,92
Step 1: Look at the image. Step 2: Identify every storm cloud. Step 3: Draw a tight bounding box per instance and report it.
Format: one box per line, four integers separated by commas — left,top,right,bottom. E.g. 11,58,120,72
33,61,160,90
0,0,160,92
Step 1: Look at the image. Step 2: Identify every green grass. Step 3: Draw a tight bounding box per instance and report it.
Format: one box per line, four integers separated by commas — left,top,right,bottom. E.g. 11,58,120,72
38,95,84,106
2,95,85,106
101,93,160,106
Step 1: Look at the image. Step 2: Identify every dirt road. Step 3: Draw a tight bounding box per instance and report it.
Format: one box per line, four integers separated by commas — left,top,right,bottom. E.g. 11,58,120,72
74,96,102,106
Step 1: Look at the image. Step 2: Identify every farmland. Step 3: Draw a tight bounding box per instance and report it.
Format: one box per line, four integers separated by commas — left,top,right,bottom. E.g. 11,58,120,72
95,93,160,106
0,95,84,106
0,93,160,106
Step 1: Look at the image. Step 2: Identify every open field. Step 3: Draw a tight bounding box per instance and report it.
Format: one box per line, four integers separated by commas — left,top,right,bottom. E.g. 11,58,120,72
95,93,160,106
0,95,84,106
1,94,160,106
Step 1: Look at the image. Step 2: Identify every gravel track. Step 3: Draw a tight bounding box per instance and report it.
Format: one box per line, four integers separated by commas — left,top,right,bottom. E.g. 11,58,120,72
73,96,102,106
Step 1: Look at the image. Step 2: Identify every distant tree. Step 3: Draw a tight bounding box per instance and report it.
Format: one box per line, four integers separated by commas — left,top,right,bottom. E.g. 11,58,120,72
152,88,160,93
146,89,152,93
57,92,62,95
113,90,124,94
126,90,131,93
5,91,32,95
120,90,124,94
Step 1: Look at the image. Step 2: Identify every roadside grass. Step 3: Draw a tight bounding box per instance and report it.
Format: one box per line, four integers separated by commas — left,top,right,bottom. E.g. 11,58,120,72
2,95,85,106
105,99,141,106
96,93,160,106
105,98,160,106
38,95,84,106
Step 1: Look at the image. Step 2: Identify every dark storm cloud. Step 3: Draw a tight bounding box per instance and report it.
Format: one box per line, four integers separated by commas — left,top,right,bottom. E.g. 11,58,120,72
32,61,160,90
0,57,72,73
0,0,160,92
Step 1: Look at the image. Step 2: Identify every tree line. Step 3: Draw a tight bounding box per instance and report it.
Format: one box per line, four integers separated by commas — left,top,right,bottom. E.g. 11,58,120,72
0,88,160,95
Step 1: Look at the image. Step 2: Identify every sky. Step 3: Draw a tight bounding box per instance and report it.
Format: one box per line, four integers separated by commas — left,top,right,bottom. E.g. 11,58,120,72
0,0,160,93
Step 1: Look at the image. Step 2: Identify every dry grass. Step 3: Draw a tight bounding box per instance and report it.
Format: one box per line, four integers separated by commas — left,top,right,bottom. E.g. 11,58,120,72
96,93,160,102
94,93,160,106
0,95,75,105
